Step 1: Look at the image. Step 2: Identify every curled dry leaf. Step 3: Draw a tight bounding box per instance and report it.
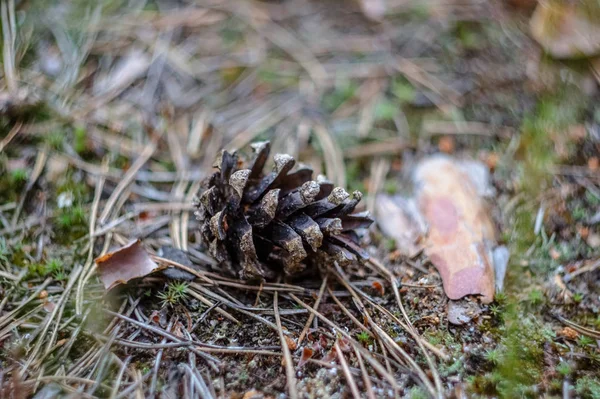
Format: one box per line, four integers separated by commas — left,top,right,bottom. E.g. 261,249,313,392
414,155,496,303
530,0,600,58
371,280,385,296
298,347,314,368
96,240,164,290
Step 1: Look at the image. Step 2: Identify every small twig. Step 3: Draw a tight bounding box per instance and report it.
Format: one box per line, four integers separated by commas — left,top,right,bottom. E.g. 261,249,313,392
355,348,376,399
76,157,108,315
335,340,361,398
274,291,298,399
0,121,22,152
109,355,131,399
297,275,327,346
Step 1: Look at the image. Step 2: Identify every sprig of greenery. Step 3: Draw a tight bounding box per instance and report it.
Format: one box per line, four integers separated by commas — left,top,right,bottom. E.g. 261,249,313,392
158,282,189,307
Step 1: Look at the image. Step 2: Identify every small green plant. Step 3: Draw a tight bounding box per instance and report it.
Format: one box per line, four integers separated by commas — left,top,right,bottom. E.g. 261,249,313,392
44,259,67,280
556,361,572,376
485,348,502,365
356,331,371,344
45,131,65,150
527,289,545,306
10,168,28,184
56,205,86,229
577,335,595,347
572,292,584,303
408,386,429,399
571,206,587,221
158,282,189,307
73,127,88,155
494,291,507,305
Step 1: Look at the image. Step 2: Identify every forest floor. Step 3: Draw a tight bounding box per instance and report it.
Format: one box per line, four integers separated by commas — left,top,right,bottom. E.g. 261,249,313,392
0,0,599,398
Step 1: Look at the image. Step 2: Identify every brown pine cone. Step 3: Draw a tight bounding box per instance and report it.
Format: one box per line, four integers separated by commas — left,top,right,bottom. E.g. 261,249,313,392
194,141,373,280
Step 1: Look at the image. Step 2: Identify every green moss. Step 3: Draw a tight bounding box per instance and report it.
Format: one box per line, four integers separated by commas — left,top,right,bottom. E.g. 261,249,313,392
576,376,600,399
527,289,545,306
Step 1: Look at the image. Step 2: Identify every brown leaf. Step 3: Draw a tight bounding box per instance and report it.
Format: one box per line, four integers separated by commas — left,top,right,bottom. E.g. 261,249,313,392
298,347,314,368
371,280,385,296
414,156,496,303
530,0,600,59
96,240,163,290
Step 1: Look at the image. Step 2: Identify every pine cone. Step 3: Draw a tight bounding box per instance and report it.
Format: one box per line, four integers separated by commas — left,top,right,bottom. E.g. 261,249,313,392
195,141,373,279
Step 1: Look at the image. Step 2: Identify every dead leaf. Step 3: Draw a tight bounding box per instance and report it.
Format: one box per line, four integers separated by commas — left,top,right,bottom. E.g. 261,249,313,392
371,280,385,296
375,195,426,257
96,240,163,290
530,0,600,59
414,155,496,303
298,347,314,368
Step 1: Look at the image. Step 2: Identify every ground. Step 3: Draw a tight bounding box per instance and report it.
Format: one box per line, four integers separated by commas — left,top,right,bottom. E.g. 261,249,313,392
0,0,599,398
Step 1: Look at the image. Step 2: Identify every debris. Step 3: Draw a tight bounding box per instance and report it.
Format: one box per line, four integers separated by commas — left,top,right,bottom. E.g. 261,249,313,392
374,195,426,258
96,240,163,290
414,155,496,303
447,299,482,325
530,0,600,59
